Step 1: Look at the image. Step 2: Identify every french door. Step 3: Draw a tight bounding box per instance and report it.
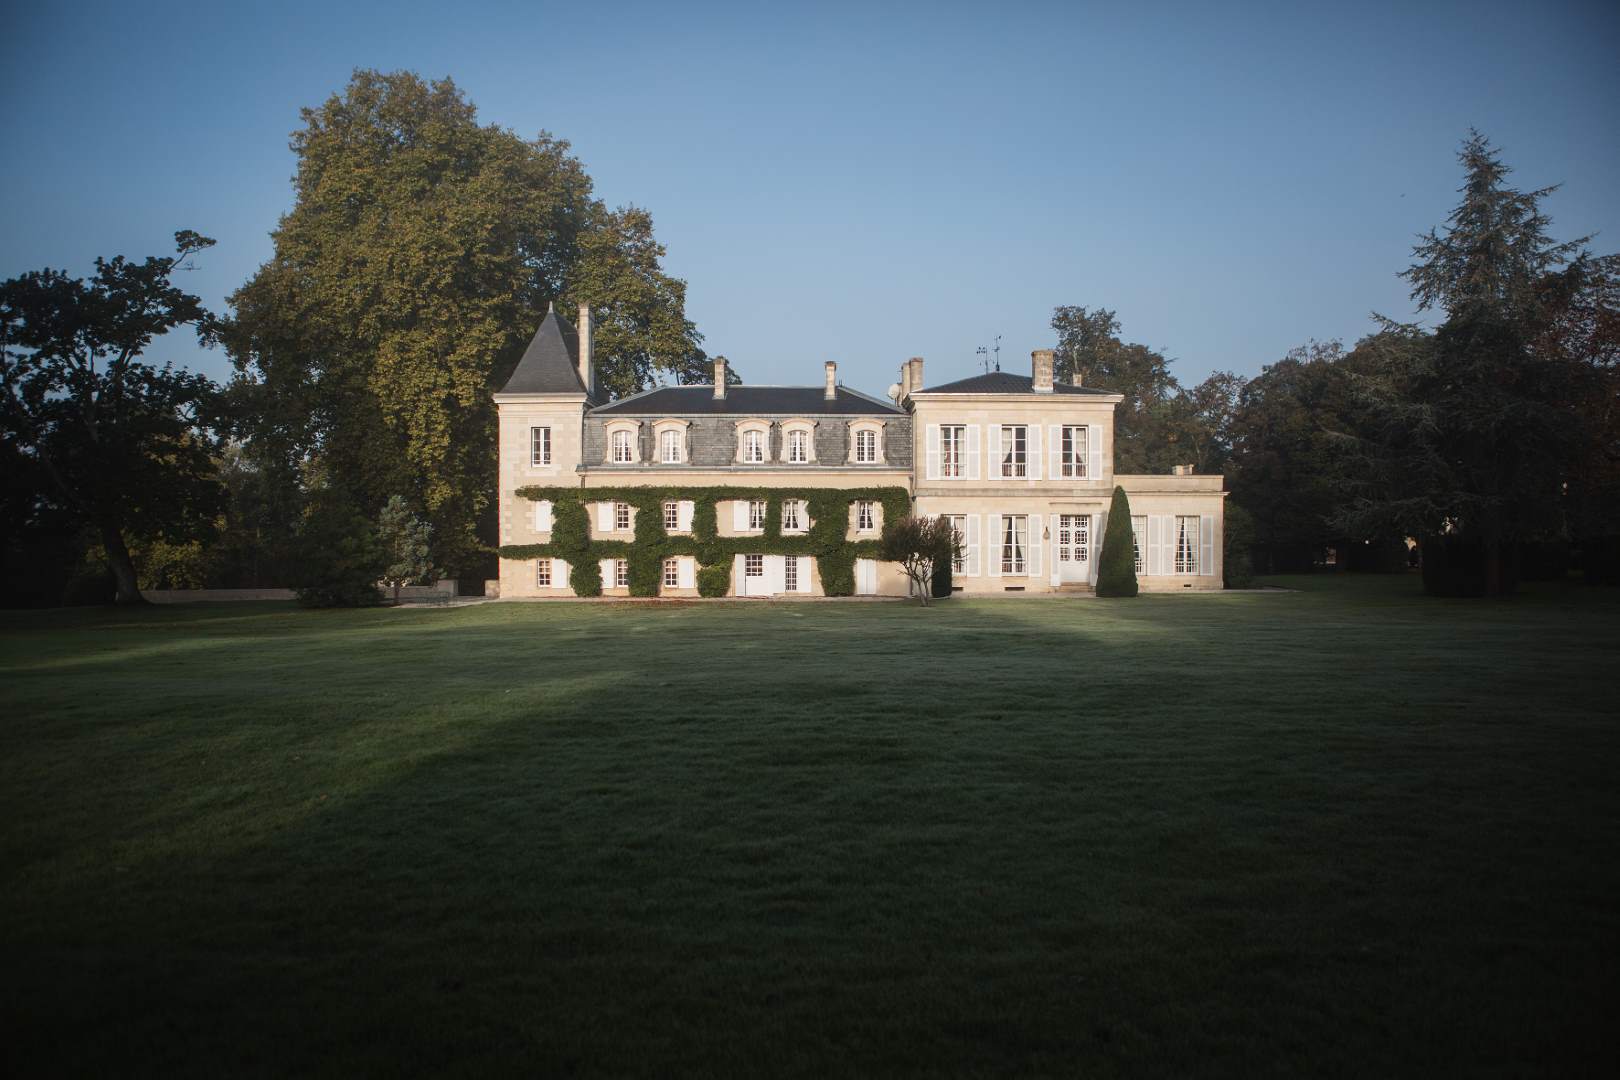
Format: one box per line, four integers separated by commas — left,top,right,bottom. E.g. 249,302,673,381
1056,514,1091,583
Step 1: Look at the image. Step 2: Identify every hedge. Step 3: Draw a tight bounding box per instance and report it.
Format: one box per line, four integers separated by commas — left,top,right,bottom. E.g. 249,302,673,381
499,485,911,597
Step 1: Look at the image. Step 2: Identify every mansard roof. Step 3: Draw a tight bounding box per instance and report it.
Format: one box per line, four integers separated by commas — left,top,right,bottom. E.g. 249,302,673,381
498,307,592,397
916,371,1116,396
591,384,904,416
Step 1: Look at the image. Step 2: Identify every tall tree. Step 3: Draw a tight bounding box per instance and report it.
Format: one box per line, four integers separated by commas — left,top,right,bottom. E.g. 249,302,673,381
1050,305,1186,472
1,232,224,605
227,70,704,573
1336,132,1592,594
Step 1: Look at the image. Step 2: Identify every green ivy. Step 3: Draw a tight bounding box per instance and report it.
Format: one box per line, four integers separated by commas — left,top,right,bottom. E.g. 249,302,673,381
500,485,910,598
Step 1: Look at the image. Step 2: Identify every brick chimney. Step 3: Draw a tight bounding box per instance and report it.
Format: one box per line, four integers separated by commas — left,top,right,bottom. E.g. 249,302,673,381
908,356,924,392
577,304,594,395
1071,370,1085,387
1032,348,1055,393
713,356,727,399
824,361,837,401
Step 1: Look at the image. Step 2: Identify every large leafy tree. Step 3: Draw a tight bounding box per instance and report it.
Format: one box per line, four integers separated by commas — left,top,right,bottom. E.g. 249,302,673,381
227,70,705,573
1050,306,1188,472
1336,132,1594,594
1,232,224,605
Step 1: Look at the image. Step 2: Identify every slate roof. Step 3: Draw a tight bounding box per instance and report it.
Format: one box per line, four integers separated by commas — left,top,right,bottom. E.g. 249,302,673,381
497,308,595,398
916,371,1117,396
591,384,904,416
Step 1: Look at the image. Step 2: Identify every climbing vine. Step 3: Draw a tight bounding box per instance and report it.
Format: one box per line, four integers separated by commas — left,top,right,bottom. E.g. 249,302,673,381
500,485,911,597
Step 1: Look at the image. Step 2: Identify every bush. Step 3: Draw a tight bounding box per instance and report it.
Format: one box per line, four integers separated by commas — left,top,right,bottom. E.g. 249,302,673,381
1223,503,1256,588
291,495,385,608
1095,487,1138,597
696,561,730,597
931,551,953,598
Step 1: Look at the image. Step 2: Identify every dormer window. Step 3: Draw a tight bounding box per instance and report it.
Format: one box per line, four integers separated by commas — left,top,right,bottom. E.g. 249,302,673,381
743,429,765,464
849,420,885,465
855,429,877,463
660,429,681,463
788,429,809,463
603,419,641,465
612,430,634,463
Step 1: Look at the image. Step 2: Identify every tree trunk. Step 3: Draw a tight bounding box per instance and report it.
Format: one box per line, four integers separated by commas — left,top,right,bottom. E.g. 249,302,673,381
394,582,402,605
101,524,146,606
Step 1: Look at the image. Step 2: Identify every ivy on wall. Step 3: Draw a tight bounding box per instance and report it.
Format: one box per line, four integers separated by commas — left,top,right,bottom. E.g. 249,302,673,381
499,485,911,597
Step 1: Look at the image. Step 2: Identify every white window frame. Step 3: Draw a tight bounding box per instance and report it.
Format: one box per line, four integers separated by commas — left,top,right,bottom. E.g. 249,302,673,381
743,428,765,464
615,502,631,531
535,558,552,587
615,558,630,588
744,553,764,578
1132,515,1146,574
946,514,967,574
1000,425,1028,478
1001,514,1028,575
1175,515,1200,575
663,500,679,530
1061,425,1089,478
611,429,634,464
663,557,680,588
857,500,875,533
782,499,802,532
941,425,965,478
660,429,682,464
530,426,551,467
784,556,799,592
749,499,767,531
854,428,877,464
787,429,809,464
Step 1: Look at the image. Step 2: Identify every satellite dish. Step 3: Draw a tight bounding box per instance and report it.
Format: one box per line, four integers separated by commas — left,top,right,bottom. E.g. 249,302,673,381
887,383,902,401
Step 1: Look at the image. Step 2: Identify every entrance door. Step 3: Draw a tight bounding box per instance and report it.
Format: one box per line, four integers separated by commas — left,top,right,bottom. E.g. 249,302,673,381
1056,514,1091,583
855,558,877,596
740,553,771,596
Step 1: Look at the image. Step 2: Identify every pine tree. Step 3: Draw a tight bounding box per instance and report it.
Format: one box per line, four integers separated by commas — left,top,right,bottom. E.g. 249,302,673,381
1095,487,1139,597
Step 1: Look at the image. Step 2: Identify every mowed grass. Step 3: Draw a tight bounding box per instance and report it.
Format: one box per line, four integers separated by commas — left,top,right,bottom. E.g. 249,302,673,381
2,577,1618,1077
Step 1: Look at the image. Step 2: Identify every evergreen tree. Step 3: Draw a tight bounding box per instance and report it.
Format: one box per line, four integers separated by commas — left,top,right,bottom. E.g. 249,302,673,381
1095,487,1139,597
377,495,434,603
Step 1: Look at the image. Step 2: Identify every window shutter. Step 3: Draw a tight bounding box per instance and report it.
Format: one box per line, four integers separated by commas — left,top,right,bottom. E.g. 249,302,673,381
797,556,811,593
988,514,1002,577
925,424,940,480
1088,427,1102,483
599,558,615,586
597,503,613,533
732,500,748,531
1027,426,1042,480
732,554,744,594
989,426,1001,479
557,559,571,590
534,500,553,533
766,556,784,595
678,557,695,590
1156,515,1173,576
965,424,981,480
1027,514,1042,577
678,500,694,532
965,514,980,577
1048,425,1061,480
1201,514,1215,576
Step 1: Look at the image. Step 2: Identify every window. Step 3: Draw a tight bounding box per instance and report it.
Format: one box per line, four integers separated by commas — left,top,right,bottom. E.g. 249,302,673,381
857,501,875,532
615,502,631,531
1000,426,1027,478
1061,425,1089,478
784,556,799,592
748,499,767,530
660,429,682,464
782,500,801,532
855,428,878,463
742,429,765,463
663,558,680,588
615,559,630,588
535,558,551,587
1132,515,1146,574
946,514,967,573
1175,515,1199,574
530,426,551,466
663,501,679,530
787,429,809,463
611,429,634,464
941,425,965,478
744,554,764,578
1001,515,1028,574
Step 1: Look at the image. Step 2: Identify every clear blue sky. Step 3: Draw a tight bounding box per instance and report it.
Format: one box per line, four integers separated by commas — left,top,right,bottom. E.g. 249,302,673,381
3,0,1617,396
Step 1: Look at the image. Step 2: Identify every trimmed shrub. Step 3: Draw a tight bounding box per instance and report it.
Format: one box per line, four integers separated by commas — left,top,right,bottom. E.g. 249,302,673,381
931,552,953,598
1095,487,1139,597
291,495,385,608
696,561,730,597
1223,503,1257,588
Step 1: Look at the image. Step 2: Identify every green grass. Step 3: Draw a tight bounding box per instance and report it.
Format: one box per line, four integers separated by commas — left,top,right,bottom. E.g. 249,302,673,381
3,576,1617,1076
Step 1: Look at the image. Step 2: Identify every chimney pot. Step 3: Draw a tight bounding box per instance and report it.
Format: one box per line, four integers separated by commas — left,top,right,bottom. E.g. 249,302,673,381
824,361,837,401
713,356,727,399
1032,348,1055,393
577,304,594,396
908,357,924,392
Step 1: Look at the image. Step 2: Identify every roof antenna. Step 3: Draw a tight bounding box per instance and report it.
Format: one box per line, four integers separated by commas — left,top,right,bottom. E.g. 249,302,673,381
993,335,1002,372
975,345,988,374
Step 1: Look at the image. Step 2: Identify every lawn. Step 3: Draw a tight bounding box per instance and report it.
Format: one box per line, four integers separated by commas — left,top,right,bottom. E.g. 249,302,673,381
3,576,1617,1076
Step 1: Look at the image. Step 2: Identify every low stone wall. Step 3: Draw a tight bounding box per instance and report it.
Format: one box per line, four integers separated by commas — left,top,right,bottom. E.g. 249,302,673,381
145,588,297,603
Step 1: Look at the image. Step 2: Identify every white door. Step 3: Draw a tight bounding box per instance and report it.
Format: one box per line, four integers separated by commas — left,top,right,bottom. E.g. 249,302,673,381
741,554,771,596
1056,514,1091,584
855,558,877,596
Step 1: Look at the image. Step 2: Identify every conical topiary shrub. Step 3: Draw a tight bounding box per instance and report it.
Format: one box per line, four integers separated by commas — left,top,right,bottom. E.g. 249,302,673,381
1095,486,1139,597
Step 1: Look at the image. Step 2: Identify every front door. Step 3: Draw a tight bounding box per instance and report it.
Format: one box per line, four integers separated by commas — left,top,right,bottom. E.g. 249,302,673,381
855,558,877,596
1056,514,1091,583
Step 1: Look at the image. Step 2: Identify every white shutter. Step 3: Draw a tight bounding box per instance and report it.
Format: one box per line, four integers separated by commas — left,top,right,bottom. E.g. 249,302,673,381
1201,514,1215,576
1027,426,1042,480
678,500,694,533
989,426,1001,481
1089,427,1102,483
768,556,786,595
597,502,613,533
599,558,615,587
1093,511,1106,581
732,500,748,531
1027,514,1042,577
678,557,695,589
988,514,1002,577
1155,516,1172,576
925,424,940,480
1048,425,1061,480
965,514,980,577
534,500,553,533
732,554,744,594
796,556,811,593
556,559,571,590
965,424,981,480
